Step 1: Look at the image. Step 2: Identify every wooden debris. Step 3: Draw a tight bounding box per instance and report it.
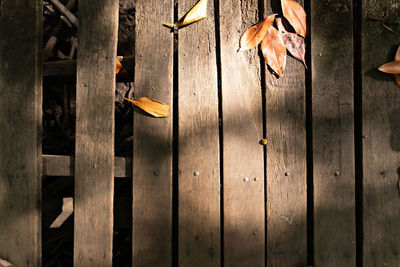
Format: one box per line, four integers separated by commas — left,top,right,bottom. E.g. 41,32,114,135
50,198,74,228
0,258,13,267
48,0,78,28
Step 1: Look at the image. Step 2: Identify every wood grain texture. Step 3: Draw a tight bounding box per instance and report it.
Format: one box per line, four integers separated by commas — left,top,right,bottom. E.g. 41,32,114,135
133,1,173,266
264,1,307,266
311,0,356,265
42,155,131,178
73,0,118,265
219,1,265,266
362,1,400,266
0,1,42,266
178,0,220,266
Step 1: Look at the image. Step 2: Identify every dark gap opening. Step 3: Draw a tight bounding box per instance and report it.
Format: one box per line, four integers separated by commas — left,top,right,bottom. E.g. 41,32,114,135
257,0,268,266
304,0,314,265
172,0,179,266
113,178,132,267
213,0,224,266
353,0,363,266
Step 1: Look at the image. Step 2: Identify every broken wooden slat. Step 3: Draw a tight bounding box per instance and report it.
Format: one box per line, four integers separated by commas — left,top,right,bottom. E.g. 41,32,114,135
50,198,74,228
132,0,173,266
362,1,400,265
311,0,356,266
178,0,221,265
73,0,118,265
42,155,131,178
264,1,307,265
0,1,42,266
0,258,13,267
220,1,265,265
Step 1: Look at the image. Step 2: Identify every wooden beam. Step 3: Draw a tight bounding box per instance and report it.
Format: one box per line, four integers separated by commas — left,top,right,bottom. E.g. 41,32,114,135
311,0,356,266
42,155,131,178
132,1,173,266
73,0,118,265
0,1,42,266
220,1,265,265
264,1,308,265
178,0,221,266
43,55,134,77
362,1,400,265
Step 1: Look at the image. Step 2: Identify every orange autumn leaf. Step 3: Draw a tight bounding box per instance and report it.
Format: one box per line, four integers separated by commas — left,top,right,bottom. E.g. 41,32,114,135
164,0,207,28
394,46,400,87
123,97,170,118
378,61,400,74
238,14,276,52
261,26,287,77
116,58,123,74
281,0,307,37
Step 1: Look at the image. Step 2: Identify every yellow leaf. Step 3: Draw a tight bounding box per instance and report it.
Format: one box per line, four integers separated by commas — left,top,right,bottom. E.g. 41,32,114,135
238,14,276,52
123,97,170,118
281,0,307,37
116,57,129,78
261,25,287,77
164,0,207,28
116,58,123,74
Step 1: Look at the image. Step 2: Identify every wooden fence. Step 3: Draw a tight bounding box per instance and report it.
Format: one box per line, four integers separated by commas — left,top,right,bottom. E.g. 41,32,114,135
1,0,399,266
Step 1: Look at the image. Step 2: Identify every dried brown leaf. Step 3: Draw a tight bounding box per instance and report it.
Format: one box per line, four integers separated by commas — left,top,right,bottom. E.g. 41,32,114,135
281,0,307,37
164,0,207,28
261,26,287,77
238,14,276,52
378,61,400,74
276,18,307,68
124,97,170,118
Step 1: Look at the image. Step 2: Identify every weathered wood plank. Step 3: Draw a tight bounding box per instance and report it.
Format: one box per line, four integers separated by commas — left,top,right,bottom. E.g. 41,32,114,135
264,1,307,266
132,1,173,266
0,1,42,266
362,2,400,266
220,1,265,265
311,0,356,265
178,0,220,266
73,0,118,265
42,155,131,178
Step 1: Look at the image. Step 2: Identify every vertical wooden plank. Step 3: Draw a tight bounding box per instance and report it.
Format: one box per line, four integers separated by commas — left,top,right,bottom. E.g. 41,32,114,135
0,1,42,266
133,0,173,266
178,0,220,266
74,0,118,266
264,1,307,266
311,0,356,266
219,1,265,266
362,2,400,266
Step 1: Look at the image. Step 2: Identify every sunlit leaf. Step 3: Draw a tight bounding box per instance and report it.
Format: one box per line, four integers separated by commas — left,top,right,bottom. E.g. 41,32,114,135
238,14,276,52
281,0,307,37
116,57,129,79
276,18,307,68
123,97,170,118
261,26,287,77
116,58,123,74
164,0,207,28
378,61,400,74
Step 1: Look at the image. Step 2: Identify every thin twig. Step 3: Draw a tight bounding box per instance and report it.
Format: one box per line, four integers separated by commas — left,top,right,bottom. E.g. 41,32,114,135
381,23,400,37
367,8,388,21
